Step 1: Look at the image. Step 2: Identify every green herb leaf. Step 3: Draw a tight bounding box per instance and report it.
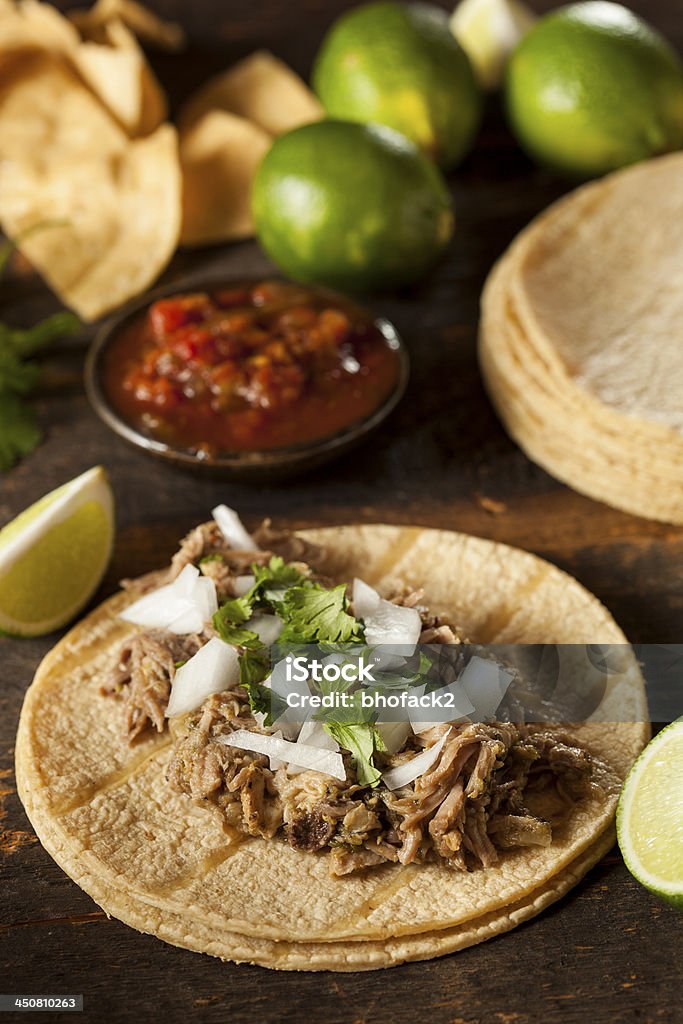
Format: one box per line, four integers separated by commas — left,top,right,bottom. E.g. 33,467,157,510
325,721,383,787
217,622,261,648
213,595,253,634
279,583,363,645
253,556,306,605
3,312,81,358
238,646,285,726
0,395,41,472
0,346,40,395
240,645,271,687
213,555,306,633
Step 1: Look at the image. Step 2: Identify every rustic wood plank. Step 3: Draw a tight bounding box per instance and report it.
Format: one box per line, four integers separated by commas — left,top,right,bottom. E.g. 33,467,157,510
1,1,681,1021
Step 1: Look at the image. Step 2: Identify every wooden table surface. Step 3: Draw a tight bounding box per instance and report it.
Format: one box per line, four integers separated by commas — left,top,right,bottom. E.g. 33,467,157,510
1,1,681,1020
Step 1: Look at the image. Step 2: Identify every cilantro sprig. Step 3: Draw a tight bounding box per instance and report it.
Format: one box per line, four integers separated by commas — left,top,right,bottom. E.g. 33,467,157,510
0,229,81,471
278,583,364,645
212,556,395,785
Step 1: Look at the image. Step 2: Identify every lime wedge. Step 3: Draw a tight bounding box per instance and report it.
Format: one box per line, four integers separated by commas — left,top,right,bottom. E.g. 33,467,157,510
617,719,683,908
0,466,114,637
450,0,536,90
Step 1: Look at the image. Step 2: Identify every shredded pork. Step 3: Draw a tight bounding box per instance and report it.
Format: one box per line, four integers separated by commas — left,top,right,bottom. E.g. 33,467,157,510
104,516,600,877
164,694,594,877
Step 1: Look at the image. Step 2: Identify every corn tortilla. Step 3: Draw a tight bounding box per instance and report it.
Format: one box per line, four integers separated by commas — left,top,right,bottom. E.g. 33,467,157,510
16,526,648,967
480,253,683,522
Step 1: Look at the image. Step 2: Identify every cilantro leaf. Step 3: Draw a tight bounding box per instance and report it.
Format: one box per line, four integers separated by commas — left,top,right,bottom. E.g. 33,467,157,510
216,620,260,648
0,395,40,472
253,556,306,606
213,555,306,634
213,595,253,634
324,721,383,787
279,583,363,644
242,679,288,727
0,346,40,395
238,647,285,726
240,645,270,686
0,241,80,472
2,312,81,358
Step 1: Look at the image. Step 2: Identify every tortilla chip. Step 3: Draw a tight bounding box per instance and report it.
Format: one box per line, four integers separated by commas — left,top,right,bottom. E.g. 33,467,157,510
0,53,127,161
74,16,167,135
74,26,146,132
179,50,322,135
68,0,186,52
0,116,181,320
15,525,648,968
0,0,80,51
179,109,271,246
0,0,166,135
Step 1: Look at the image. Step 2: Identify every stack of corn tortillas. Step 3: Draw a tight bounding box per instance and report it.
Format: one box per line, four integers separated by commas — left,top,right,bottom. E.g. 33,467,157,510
16,525,649,970
479,153,683,525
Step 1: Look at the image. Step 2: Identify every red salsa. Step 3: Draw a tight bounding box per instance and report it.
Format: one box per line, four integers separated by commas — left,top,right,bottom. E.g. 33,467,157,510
103,280,402,455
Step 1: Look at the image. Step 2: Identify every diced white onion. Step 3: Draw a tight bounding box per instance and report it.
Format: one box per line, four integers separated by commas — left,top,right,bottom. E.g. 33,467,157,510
173,563,202,596
166,606,205,636
166,637,240,717
353,577,422,664
459,656,514,720
352,577,381,619
267,730,286,771
220,729,346,781
287,719,340,775
193,576,219,621
120,564,217,635
212,504,259,550
364,600,422,648
246,612,283,646
234,574,255,597
376,720,412,755
381,727,451,791
409,682,475,734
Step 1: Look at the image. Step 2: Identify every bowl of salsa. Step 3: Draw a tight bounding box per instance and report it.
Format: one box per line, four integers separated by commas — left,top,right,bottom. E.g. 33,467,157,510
85,277,409,477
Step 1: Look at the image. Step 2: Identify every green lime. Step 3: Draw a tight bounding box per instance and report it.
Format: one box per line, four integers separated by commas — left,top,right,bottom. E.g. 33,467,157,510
252,119,454,291
617,719,683,908
312,1,482,169
506,1,683,178
0,466,114,637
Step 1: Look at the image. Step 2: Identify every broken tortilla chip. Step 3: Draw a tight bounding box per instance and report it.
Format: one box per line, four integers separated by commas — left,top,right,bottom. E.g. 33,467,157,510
68,0,185,52
179,50,322,135
0,125,181,321
75,16,167,135
0,0,166,135
0,53,127,161
179,109,271,247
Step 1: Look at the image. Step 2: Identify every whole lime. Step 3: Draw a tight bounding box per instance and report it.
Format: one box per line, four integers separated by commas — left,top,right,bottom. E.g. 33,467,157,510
506,1,683,178
312,1,482,169
252,120,454,291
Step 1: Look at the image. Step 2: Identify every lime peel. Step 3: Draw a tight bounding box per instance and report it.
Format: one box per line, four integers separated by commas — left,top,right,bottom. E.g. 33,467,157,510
617,719,683,908
0,466,114,637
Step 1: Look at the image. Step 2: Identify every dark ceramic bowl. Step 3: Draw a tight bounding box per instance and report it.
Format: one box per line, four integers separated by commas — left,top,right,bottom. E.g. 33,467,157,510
84,276,409,481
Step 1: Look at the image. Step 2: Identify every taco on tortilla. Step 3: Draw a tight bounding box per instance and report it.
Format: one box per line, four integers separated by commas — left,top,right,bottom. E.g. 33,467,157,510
16,510,648,970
